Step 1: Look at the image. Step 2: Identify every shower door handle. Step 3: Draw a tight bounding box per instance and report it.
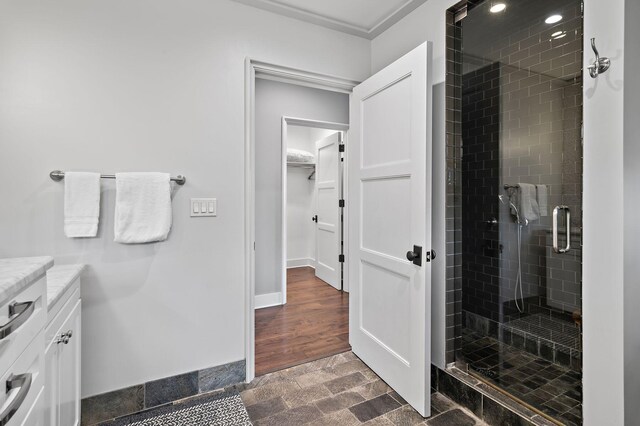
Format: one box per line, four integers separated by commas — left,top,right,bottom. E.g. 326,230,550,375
552,206,571,253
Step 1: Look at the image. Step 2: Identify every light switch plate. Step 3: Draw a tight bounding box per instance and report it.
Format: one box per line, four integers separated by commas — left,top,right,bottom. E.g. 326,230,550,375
191,198,216,217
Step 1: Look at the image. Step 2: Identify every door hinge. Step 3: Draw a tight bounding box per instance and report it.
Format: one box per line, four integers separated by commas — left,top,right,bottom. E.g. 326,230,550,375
339,254,345,263
426,249,437,263
339,199,345,208
339,144,345,153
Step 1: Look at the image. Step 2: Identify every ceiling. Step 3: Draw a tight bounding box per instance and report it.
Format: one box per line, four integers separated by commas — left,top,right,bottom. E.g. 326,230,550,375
231,0,428,39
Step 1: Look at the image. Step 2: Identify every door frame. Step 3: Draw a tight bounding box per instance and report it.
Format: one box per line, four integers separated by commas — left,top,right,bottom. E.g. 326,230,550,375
244,58,359,382
281,117,349,304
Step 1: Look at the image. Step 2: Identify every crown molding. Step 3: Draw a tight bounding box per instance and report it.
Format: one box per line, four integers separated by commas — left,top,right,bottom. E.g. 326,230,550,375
232,0,427,40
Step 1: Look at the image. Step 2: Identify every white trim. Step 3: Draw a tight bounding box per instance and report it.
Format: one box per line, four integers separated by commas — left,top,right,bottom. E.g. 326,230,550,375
230,0,428,40
286,258,316,269
244,58,256,383
245,58,359,384
253,61,360,94
255,292,283,309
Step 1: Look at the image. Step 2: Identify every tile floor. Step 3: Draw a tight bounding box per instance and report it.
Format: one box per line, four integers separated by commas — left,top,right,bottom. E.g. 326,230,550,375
240,351,486,425
460,329,582,425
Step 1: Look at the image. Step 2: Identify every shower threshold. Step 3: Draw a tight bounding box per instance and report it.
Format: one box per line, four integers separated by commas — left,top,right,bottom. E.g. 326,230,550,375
459,329,582,425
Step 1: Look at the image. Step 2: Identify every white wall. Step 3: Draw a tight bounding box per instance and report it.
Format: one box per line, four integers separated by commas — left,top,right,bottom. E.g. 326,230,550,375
255,80,348,296
583,0,625,423
371,0,628,423
286,126,317,267
286,165,315,267
0,0,369,397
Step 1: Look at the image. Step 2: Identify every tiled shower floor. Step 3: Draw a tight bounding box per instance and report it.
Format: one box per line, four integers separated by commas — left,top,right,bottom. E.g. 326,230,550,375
460,329,582,425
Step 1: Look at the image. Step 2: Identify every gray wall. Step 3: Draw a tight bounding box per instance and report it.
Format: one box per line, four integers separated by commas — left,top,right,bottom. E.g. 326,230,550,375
255,79,348,296
0,0,369,398
624,0,640,422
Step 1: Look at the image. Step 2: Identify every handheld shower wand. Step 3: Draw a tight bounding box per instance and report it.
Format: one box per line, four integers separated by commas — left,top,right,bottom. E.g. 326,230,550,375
498,194,525,313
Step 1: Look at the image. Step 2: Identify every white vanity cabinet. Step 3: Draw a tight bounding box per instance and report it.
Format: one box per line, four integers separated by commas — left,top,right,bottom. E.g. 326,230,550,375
0,259,83,425
44,274,81,426
0,257,52,426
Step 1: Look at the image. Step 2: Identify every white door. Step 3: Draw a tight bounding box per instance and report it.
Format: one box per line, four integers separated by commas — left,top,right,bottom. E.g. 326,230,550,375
315,132,342,290
349,42,432,417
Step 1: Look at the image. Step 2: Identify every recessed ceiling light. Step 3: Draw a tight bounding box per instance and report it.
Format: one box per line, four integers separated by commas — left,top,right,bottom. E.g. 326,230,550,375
490,3,506,13
551,31,563,37
553,32,567,40
545,14,563,24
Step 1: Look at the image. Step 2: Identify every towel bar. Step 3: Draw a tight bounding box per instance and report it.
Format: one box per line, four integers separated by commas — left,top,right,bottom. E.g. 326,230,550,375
49,170,186,185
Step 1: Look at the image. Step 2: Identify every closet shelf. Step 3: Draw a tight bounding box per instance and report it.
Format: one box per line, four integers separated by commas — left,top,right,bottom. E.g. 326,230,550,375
287,162,315,169
287,162,316,180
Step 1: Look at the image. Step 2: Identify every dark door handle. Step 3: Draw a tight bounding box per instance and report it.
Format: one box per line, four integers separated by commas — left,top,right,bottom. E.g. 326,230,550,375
406,245,422,266
312,215,318,222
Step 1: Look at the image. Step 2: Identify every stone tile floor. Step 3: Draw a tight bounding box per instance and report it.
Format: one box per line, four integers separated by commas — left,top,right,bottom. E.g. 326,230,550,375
240,351,486,425
461,329,582,425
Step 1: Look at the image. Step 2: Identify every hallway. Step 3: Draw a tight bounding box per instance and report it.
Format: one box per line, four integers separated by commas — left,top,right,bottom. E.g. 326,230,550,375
255,267,350,376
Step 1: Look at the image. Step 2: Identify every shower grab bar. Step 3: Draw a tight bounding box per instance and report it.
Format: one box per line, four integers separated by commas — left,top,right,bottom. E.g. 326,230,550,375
552,206,571,253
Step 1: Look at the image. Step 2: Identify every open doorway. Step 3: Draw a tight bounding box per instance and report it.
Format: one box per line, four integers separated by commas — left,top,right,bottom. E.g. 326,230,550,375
282,120,348,296
246,44,433,417
253,78,351,376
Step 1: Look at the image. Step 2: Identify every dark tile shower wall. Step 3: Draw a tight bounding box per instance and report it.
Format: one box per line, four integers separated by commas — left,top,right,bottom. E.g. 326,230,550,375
446,0,583,365
445,8,464,364
460,63,501,323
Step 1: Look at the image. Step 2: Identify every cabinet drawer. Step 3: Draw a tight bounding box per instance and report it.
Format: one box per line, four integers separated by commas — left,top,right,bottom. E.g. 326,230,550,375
0,278,46,377
0,330,45,426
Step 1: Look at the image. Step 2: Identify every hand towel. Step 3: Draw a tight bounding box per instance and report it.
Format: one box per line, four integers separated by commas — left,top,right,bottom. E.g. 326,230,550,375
536,184,549,217
64,172,101,238
114,173,172,244
518,183,540,223
287,148,315,164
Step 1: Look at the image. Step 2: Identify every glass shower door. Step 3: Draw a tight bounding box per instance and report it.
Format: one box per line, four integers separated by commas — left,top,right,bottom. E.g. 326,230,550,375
454,0,583,424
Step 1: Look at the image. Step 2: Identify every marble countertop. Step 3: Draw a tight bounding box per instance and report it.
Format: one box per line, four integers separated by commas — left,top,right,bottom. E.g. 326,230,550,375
0,256,54,306
46,264,84,311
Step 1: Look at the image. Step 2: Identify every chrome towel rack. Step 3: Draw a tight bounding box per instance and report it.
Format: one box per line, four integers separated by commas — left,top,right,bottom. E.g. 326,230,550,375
49,170,186,185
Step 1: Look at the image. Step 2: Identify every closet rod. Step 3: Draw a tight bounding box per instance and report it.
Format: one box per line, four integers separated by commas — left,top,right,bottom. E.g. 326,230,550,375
49,170,186,185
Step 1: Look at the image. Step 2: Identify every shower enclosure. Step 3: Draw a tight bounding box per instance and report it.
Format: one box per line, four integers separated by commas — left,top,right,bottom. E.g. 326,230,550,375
446,0,583,424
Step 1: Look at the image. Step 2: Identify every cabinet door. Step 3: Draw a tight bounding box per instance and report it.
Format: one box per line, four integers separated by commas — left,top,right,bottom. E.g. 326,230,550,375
58,300,81,426
20,387,46,426
44,337,60,425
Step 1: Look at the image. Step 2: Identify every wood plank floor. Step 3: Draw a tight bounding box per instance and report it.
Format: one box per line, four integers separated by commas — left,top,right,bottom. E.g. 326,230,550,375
255,267,350,376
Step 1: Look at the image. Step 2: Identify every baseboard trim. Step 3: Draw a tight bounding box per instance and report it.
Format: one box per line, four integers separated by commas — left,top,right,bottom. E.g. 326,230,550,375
81,359,245,425
255,292,283,309
286,258,316,269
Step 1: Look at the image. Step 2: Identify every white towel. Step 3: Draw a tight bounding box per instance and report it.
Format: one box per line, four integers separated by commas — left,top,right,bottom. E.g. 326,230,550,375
114,173,172,244
287,148,315,164
536,184,549,217
64,172,101,238
518,183,540,223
